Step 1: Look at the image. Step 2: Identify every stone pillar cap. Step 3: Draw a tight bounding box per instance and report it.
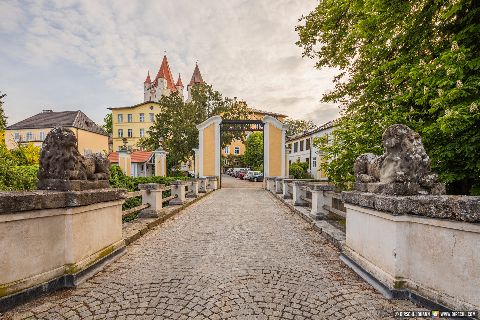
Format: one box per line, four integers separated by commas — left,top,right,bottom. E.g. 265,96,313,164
170,180,188,185
308,184,335,191
138,183,165,190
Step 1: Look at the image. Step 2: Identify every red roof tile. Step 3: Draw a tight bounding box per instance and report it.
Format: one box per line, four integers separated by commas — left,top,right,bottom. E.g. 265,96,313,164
176,73,183,87
144,71,151,84
188,63,204,86
108,151,153,163
155,55,177,92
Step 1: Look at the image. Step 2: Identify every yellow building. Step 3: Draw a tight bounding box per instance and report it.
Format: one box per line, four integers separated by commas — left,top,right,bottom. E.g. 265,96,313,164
4,110,108,154
108,101,162,151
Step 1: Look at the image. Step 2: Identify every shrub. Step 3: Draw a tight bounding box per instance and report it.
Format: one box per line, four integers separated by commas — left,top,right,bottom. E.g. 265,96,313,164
289,161,312,179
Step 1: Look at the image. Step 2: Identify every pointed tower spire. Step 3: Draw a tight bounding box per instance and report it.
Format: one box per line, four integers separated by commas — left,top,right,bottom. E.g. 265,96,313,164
188,62,204,86
155,55,177,92
144,71,151,84
176,73,184,87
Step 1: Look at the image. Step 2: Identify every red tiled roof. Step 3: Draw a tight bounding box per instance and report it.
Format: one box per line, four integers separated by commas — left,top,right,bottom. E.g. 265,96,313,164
144,71,151,84
108,151,153,163
155,55,177,92
188,63,204,86
176,73,183,87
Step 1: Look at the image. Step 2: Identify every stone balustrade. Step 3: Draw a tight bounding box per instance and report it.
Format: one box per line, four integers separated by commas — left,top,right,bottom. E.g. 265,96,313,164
206,176,218,191
308,183,335,219
265,177,276,192
198,178,208,193
274,177,284,194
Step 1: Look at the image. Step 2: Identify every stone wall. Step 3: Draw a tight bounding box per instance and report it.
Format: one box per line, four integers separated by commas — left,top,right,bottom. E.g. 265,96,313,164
0,189,125,310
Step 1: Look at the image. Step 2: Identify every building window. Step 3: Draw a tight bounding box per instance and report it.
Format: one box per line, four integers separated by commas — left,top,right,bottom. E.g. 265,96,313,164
118,129,123,138
139,113,145,122
14,132,20,141
224,147,230,154
234,146,240,155
306,138,310,150
293,142,298,153
312,158,317,168
149,113,155,122
300,140,304,151
288,143,292,150
127,114,133,123
117,114,123,123
140,128,145,137
127,129,133,137
26,132,33,141
39,132,46,141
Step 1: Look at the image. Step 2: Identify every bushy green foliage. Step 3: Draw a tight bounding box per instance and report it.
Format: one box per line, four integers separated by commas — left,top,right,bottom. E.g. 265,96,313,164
0,142,40,191
284,119,317,139
109,165,187,192
243,132,263,171
0,92,7,131
298,0,480,194
289,161,312,179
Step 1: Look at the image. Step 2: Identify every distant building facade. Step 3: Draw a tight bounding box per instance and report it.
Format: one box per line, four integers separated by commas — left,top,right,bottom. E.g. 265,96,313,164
286,121,335,180
5,110,108,155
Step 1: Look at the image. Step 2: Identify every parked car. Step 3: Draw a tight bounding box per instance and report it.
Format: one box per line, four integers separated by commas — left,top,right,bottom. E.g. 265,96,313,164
246,171,263,182
225,168,234,175
238,170,248,179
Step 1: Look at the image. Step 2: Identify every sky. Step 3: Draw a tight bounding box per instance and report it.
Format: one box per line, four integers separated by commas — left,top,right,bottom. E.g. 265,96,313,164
0,0,340,127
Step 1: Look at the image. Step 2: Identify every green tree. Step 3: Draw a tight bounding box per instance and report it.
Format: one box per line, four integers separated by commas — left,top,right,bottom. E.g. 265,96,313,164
297,0,480,194
243,132,263,170
284,119,317,139
103,113,112,135
0,92,7,132
139,84,251,170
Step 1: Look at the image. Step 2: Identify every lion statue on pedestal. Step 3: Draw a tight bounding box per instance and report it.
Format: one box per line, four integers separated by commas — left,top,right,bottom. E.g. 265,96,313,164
37,127,110,190
354,124,444,195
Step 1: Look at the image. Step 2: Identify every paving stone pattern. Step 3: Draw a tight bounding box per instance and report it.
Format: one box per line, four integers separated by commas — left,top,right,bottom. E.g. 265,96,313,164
3,176,421,319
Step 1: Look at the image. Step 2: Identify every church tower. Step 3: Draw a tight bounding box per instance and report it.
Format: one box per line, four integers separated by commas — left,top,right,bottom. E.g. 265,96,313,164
144,55,177,102
144,71,152,101
187,63,205,101
175,73,184,100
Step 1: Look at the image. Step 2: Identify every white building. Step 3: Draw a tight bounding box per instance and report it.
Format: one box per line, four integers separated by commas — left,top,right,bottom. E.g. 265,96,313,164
286,121,335,180
143,55,204,102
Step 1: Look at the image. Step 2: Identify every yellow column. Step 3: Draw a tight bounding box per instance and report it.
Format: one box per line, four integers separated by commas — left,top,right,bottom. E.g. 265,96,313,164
263,116,288,178
118,151,131,176
154,148,168,177
196,116,221,178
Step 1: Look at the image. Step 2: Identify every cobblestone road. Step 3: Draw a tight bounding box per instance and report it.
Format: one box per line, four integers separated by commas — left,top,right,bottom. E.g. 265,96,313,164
3,176,420,319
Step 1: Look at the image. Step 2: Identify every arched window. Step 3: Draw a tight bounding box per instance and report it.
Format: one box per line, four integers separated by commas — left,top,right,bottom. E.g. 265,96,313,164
234,147,240,155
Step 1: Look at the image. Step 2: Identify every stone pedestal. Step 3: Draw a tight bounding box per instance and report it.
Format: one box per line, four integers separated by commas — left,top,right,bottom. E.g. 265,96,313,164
206,176,218,190
170,180,188,205
0,189,125,310
343,191,480,311
309,184,335,219
282,179,294,199
187,180,199,198
292,181,310,206
138,183,165,218
198,178,208,193
275,178,284,194
265,177,276,192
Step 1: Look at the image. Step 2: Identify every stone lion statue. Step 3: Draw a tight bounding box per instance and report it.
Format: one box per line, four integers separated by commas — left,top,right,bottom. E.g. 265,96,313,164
354,124,444,194
38,127,110,188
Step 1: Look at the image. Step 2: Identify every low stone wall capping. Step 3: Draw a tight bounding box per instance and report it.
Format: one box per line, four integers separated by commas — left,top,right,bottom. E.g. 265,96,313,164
342,191,480,223
0,189,126,214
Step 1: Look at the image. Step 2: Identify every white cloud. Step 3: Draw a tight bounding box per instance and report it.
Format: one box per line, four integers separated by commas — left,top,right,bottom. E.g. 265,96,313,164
1,0,340,125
